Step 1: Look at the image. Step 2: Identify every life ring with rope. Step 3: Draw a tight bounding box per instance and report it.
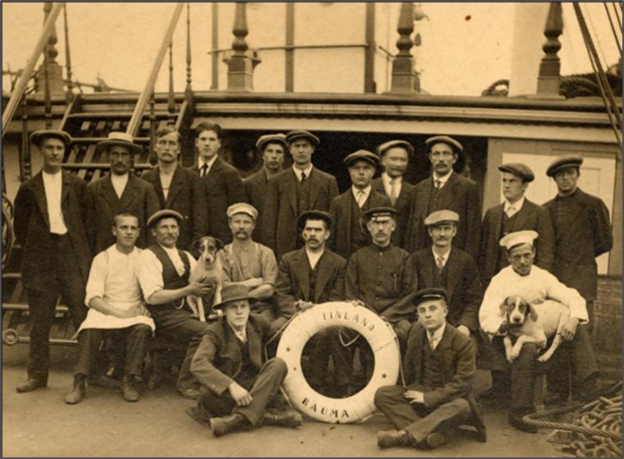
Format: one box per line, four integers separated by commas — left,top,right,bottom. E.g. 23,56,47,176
276,301,400,424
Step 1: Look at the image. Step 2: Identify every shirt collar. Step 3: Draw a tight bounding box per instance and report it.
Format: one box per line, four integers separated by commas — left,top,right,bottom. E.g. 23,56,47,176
42,170,62,180
228,322,247,343
382,172,402,185
432,171,453,186
198,155,218,170
293,164,313,180
352,185,372,199
432,247,451,263
504,196,525,212
427,322,446,347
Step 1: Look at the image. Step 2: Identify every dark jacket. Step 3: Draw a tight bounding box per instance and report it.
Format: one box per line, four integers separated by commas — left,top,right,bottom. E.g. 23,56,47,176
86,173,160,254
13,170,92,291
275,247,346,319
262,167,339,259
405,172,481,258
244,168,270,243
328,187,392,259
479,198,555,287
191,156,247,244
372,177,415,249
411,248,482,332
142,166,208,250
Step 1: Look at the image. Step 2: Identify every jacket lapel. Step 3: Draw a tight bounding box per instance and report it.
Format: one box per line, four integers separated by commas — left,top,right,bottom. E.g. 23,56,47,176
491,204,504,246
512,199,532,232
101,175,120,208
411,326,426,383
445,250,462,302
294,249,311,301
313,251,334,303
116,174,139,213
437,325,455,376
309,167,322,208
166,166,185,207
421,250,435,288
223,322,243,377
247,321,263,370
439,173,459,209
203,157,223,193
418,178,433,218
287,169,298,215
61,170,71,206
33,173,50,228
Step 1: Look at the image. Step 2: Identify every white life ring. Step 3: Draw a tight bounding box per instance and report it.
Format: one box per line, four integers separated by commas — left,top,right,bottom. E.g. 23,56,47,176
276,301,401,424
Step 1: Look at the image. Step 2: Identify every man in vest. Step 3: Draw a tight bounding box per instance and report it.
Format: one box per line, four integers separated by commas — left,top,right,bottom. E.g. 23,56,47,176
137,209,212,399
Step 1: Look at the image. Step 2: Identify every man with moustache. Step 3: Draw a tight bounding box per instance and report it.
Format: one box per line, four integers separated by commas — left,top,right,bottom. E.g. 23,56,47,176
372,140,416,249
405,136,481,259
262,130,339,259
328,150,391,259
142,126,208,250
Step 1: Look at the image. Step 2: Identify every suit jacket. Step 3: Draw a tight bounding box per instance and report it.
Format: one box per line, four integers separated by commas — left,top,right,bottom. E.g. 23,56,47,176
190,314,277,395
191,156,247,244
479,199,555,286
275,247,346,319
544,188,613,300
262,167,339,259
405,172,481,258
403,322,486,436
372,177,415,249
86,173,161,254
411,248,482,332
13,170,92,292
328,188,392,259
244,168,270,243
142,166,208,250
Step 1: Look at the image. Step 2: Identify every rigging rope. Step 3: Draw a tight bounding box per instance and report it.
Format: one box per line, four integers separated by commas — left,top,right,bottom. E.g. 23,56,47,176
603,2,622,55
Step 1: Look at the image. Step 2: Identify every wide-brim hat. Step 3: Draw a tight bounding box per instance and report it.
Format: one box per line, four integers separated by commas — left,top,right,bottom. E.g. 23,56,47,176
286,130,320,146
256,134,287,151
546,156,584,177
147,209,184,229
498,163,535,182
344,150,379,168
376,140,414,157
95,132,143,155
297,210,333,229
213,284,259,310
425,135,464,154
30,129,73,148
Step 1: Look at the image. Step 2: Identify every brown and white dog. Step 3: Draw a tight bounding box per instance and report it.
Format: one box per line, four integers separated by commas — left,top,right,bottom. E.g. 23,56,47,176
501,296,571,363
187,236,224,322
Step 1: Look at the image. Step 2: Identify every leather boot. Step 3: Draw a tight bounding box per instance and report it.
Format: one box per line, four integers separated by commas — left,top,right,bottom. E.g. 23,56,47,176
508,408,538,433
120,376,140,403
377,430,415,449
210,413,251,437
262,409,303,428
65,375,87,405
16,375,48,393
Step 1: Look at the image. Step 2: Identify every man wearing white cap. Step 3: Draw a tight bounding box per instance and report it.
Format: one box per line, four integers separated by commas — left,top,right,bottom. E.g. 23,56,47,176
87,132,160,254
405,135,481,259
217,203,281,327
479,230,599,432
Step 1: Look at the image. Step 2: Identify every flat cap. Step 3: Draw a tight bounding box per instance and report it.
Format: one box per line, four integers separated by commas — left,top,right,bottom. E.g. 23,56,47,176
414,288,449,307
286,130,320,146
147,209,184,229
256,134,287,151
95,132,143,155
30,129,73,147
297,210,333,229
425,135,464,153
499,163,535,182
213,284,258,310
546,155,584,177
227,202,258,220
344,150,379,168
376,140,414,157
424,210,460,227
365,206,397,221
500,230,538,250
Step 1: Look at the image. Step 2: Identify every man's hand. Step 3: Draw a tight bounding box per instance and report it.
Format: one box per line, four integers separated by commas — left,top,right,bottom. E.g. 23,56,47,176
457,325,471,337
187,279,213,297
560,317,579,341
113,305,148,319
295,300,314,311
349,299,365,308
228,382,253,406
404,390,425,405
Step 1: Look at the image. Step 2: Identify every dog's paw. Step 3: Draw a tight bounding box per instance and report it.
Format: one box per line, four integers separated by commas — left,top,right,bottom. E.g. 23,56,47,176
537,353,552,363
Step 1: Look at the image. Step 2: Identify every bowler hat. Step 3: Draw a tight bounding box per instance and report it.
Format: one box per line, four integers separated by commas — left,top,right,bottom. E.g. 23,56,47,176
213,284,258,310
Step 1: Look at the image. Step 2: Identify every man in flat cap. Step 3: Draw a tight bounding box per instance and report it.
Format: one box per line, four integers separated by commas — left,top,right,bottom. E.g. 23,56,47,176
191,122,247,244
243,134,287,242
87,132,160,255
328,150,391,259
137,209,212,399
189,284,302,437
405,135,481,259
262,130,339,259
375,288,486,450
372,140,416,249
142,126,208,251
411,210,482,339
217,203,281,327
479,162,554,288
479,230,599,432
14,130,91,393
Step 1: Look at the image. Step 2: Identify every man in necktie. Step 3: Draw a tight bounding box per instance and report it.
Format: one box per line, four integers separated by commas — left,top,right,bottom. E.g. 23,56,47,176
375,288,486,450
479,162,554,288
328,150,391,259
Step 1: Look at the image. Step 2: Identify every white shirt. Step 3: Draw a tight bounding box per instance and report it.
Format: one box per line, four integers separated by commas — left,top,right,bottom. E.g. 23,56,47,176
306,248,324,270
137,246,197,302
432,171,453,190
381,172,402,199
479,265,588,335
504,196,525,217
293,165,313,182
351,185,372,207
159,170,174,200
42,170,67,235
229,323,247,343
432,247,451,270
427,322,446,351
110,173,129,199
198,155,218,176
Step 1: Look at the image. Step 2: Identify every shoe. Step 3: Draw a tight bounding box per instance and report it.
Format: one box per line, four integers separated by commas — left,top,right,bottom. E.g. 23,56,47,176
262,409,303,428
474,429,487,443
16,377,47,393
377,430,414,449
178,387,200,400
65,375,87,405
210,413,251,437
186,405,212,429
508,409,538,433
423,432,447,449
88,375,121,390
120,376,140,403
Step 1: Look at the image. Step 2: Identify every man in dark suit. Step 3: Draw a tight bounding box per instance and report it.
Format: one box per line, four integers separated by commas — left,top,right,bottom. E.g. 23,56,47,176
14,129,91,393
243,134,287,243
142,126,208,250
411,210,482,337
262,130,339,259
329,150,391,259
191,122,247,244
87,132,160,254
405,136,481,259
189,284,302,437
372,140,416,249
375,288,486,450
479,163,554,287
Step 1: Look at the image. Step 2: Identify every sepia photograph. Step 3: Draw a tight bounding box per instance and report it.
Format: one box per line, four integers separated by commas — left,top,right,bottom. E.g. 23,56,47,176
2,2,622,457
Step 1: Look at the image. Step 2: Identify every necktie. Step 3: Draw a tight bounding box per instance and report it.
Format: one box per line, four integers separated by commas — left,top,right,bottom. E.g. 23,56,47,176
435,179,442,190
428,334,437,351
300,171,307,183
200,164,208,178
436,256,445,273
506,205,516,218
390,180,399,206
356,190,366,208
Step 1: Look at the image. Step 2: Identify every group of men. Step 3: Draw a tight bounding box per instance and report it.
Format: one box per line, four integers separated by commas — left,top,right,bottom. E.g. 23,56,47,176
11,123,613,450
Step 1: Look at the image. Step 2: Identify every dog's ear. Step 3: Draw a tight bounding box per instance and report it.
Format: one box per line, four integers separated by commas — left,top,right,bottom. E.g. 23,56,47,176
529,303,539,322
214,238,225,251
190,238,202,257
500,298,511,315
